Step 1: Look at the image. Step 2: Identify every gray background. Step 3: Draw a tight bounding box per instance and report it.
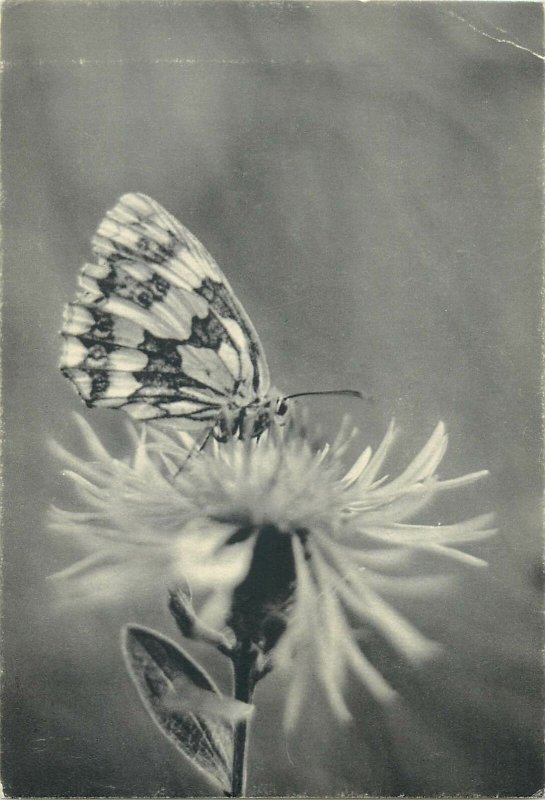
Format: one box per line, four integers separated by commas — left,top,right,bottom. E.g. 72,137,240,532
2,1,543,796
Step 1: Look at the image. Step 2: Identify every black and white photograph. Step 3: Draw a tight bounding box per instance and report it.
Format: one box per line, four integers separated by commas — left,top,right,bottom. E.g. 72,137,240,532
1,1,543,797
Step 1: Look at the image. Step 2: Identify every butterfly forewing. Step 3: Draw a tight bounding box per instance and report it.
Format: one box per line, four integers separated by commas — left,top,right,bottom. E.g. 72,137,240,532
60,193,271,426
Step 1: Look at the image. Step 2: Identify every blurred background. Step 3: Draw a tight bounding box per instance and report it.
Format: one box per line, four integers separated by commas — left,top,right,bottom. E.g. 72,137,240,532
2,1,543,796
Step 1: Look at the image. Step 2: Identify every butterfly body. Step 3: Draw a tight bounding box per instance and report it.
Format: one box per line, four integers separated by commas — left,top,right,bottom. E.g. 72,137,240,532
212,392,288,442
61,193,286,440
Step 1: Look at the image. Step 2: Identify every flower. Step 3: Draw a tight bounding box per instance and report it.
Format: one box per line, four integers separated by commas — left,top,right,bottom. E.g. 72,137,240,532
49,412,494,729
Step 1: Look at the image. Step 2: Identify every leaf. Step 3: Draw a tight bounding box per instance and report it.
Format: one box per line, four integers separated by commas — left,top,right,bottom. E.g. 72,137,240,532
122,624,240,793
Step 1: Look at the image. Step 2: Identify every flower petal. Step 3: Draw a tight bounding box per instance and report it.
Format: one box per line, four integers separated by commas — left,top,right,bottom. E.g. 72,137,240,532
361,514,496,546
356,419,397,488
385,421,447,488
342,446,372,487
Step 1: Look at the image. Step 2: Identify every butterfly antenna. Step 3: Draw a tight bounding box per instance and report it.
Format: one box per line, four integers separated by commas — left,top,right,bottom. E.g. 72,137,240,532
283,389,372,402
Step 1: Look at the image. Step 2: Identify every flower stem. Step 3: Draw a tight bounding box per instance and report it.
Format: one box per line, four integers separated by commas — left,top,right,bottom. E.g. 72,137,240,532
231,642,258,797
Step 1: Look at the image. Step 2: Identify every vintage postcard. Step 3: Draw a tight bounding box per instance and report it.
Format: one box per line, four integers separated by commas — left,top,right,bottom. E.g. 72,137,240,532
1,1,542,796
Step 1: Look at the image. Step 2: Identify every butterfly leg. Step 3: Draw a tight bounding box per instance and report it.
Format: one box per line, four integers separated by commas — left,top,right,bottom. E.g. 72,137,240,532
172,426,215,481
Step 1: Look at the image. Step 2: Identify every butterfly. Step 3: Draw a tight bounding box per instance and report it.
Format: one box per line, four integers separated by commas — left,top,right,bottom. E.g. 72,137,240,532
60,193,293,441
60,193,363,441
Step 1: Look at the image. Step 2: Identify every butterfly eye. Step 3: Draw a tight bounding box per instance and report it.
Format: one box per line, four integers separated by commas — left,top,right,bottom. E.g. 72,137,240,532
276,399,289,417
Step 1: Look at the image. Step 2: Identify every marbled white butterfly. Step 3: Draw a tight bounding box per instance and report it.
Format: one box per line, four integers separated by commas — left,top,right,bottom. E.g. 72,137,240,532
61,194,363,441
60,193,293,441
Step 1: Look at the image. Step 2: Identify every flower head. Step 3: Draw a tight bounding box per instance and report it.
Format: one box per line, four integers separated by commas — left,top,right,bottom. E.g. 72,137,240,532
50,412,494,729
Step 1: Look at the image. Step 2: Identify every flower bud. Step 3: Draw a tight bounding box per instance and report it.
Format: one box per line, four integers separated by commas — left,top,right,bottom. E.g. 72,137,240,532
168,583,235,657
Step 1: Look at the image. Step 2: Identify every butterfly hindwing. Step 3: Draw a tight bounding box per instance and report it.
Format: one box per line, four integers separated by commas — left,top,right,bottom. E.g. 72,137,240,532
61,194,271,423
